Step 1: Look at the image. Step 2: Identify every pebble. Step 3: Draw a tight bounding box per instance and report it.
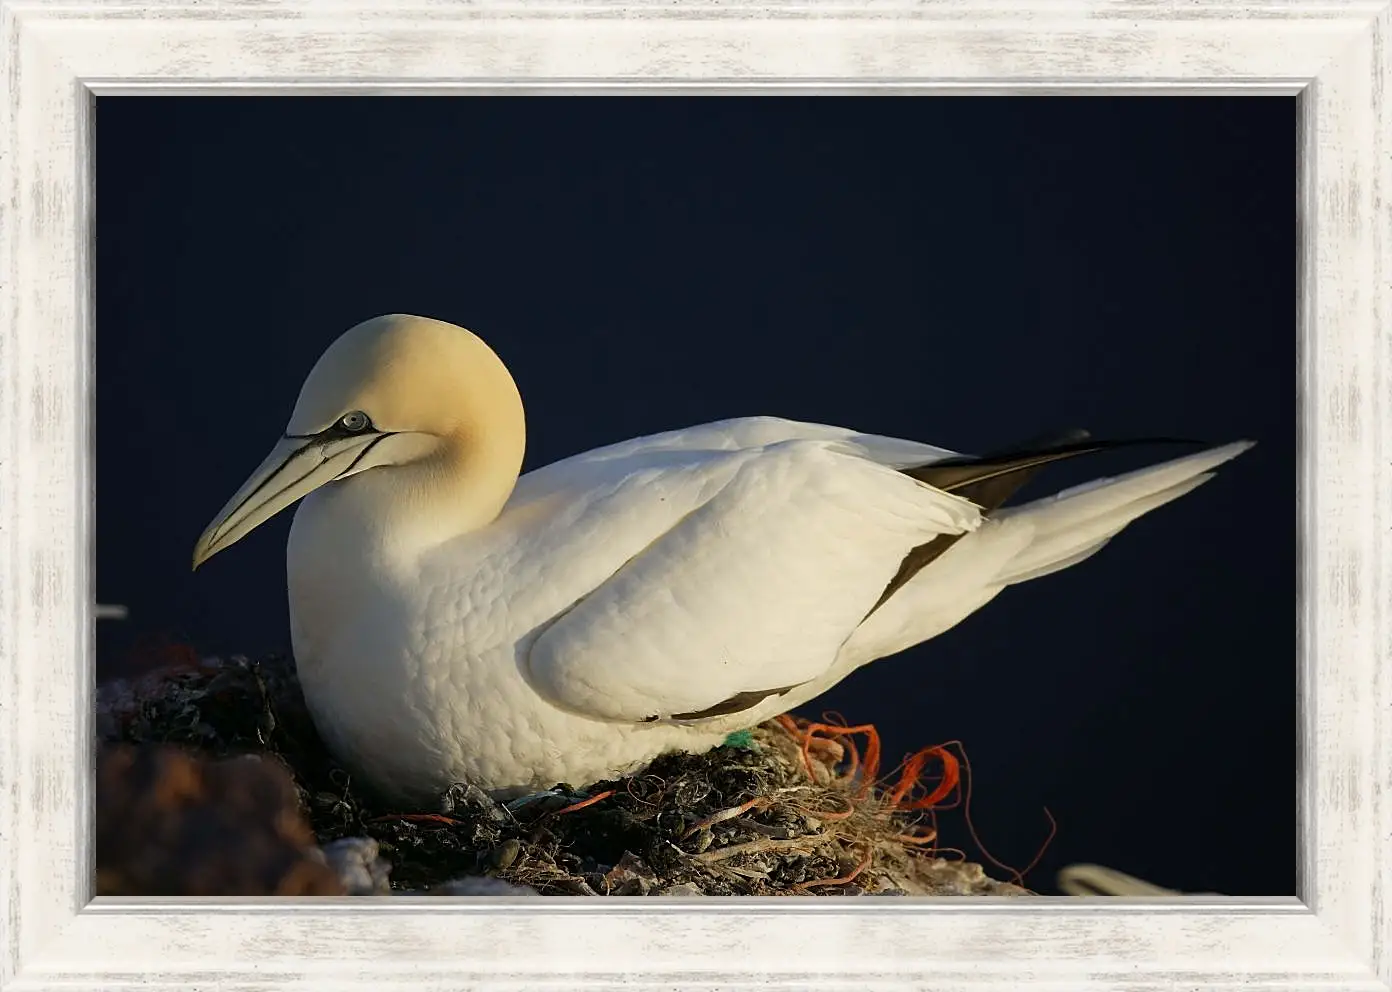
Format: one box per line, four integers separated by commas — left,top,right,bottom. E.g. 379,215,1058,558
488,839,522,871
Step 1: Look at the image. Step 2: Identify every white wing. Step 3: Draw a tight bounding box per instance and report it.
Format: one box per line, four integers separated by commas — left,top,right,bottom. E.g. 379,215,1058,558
514,416,962,500
518,428,980,724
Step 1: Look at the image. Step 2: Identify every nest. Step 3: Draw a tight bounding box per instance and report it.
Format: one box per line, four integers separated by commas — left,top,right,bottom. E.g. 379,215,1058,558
98,651,1033,897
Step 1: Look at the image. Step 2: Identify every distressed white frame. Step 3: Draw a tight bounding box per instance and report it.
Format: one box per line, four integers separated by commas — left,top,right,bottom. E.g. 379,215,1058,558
0,0,1385,988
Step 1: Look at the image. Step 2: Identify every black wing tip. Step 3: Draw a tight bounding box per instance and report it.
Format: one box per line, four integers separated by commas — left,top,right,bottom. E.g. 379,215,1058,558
969,433,1214,465
995,428,1092,454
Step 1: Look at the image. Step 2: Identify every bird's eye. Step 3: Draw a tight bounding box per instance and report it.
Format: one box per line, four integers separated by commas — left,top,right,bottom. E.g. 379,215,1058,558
338,410,371,433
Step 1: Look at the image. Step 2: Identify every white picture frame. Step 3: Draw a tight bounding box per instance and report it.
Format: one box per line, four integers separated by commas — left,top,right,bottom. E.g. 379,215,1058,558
2,1,1386,988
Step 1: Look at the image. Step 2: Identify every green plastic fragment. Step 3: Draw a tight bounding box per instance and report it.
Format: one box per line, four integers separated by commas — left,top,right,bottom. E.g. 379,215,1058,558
721,729,757,750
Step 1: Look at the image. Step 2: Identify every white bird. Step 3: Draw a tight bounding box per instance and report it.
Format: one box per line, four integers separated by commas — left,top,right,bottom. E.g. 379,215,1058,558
193,314,1252,804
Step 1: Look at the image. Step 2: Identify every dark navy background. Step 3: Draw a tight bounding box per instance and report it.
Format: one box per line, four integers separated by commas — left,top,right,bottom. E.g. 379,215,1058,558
96,98,1294,896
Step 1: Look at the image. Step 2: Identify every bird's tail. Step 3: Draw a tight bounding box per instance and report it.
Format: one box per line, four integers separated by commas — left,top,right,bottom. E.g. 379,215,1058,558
841,435,1253,669
987,439,1254,587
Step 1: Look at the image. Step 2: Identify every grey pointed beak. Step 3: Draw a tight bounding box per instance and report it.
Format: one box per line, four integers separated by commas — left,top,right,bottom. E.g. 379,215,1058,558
192,433,380,570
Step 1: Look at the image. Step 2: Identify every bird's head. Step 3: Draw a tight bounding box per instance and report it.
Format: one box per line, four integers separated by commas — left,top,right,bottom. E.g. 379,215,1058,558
192,313,525,569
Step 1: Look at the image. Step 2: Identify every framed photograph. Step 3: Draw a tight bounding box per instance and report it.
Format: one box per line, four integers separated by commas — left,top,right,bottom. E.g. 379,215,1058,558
3,1,1388,989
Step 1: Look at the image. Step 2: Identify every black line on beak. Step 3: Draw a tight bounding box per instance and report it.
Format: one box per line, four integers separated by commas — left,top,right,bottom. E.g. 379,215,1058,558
211,443,324,545
224,443,307,525
340,433,394,476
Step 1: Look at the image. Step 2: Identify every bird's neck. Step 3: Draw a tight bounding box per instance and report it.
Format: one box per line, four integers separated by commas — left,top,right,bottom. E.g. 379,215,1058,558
423,423,527,540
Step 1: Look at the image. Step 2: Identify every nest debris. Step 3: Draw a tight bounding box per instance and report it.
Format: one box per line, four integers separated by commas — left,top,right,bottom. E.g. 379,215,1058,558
98,651,1034,897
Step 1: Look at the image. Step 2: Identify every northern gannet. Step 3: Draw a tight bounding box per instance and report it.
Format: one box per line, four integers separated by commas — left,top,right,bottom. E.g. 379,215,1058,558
193,314,1252,804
